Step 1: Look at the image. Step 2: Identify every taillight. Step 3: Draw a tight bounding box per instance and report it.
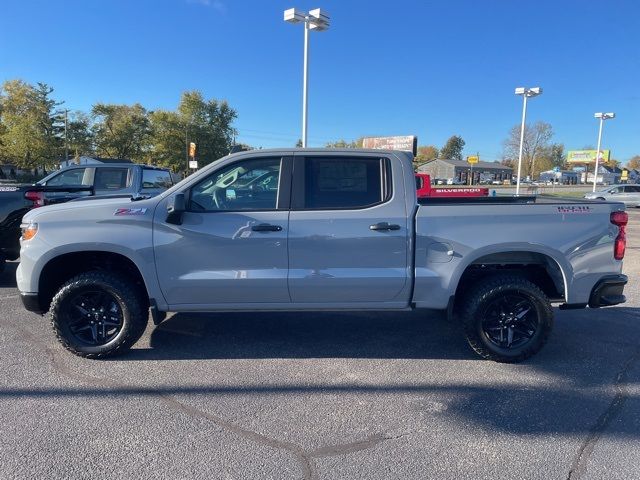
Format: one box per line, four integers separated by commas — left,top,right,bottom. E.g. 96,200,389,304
610,211,628,260
24,190,45,208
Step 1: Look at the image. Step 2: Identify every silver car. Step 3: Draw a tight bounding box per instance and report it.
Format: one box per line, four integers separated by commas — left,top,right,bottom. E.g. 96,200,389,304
584,184,640,207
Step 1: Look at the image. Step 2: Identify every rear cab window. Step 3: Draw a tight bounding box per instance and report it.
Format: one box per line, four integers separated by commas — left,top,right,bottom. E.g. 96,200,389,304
142,169,173,189
94,168,131,190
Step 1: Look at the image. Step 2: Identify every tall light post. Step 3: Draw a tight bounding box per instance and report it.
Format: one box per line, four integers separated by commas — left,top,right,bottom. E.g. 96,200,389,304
514,87,542,195
592,112,615,192
284,7,330,148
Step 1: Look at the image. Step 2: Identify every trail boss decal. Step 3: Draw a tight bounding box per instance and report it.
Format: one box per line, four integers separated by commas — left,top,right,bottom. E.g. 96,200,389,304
557,206,591,214
114,208,147,216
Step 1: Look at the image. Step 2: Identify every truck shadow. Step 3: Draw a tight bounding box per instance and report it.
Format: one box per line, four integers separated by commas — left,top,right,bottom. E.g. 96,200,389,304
124,309,476,361
0,261,17,288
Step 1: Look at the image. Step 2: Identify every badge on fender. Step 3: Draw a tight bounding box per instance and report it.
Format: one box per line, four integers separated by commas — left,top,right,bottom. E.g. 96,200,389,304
114,208,147,216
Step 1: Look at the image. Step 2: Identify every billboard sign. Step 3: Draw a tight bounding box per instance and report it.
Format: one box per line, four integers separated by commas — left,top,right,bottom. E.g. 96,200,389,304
362,135,417,156
567,150,610,164
467,155,479,164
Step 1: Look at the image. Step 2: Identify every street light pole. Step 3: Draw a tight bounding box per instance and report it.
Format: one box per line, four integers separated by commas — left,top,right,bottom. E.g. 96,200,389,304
514,87,542,195
592,112,615,192
302,20,309,147
284,8,330,148
515,95,528,195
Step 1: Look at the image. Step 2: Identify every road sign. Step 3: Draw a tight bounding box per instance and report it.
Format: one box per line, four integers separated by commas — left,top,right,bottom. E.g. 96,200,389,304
189,160,198,169
467,155,479,164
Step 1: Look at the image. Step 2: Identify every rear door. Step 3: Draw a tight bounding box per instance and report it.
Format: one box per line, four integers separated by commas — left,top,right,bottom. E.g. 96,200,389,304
287,153,411,306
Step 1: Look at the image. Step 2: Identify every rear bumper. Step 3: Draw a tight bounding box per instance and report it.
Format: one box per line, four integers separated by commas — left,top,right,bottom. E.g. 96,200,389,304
20,292,44,314
588,274,627,308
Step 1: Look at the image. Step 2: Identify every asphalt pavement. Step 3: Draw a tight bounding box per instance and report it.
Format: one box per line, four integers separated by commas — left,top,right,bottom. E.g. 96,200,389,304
0,211,638,479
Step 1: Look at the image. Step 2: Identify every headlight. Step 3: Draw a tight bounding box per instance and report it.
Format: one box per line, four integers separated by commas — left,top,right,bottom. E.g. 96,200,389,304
20,222,38,241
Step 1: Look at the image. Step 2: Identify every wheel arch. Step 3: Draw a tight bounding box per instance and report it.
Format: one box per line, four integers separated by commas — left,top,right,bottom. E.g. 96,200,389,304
452,245,570,305
38,250,151,313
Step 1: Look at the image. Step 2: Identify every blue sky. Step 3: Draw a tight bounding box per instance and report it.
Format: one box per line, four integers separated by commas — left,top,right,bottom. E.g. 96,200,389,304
1,0,638,163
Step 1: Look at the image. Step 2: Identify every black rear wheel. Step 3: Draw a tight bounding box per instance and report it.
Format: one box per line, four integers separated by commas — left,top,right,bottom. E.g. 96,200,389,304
50,271,148,358
460,275,553,363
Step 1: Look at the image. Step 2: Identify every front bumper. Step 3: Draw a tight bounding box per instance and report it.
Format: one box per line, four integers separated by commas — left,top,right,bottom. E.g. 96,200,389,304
588,274,627,308
20,292,45,314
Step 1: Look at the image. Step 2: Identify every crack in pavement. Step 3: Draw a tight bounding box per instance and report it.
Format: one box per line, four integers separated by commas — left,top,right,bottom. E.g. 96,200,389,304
13,321,403,480
567,347,640,480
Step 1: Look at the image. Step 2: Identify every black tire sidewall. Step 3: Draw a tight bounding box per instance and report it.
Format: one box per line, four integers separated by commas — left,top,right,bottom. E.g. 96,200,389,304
463,277,553,362
51,272,146,358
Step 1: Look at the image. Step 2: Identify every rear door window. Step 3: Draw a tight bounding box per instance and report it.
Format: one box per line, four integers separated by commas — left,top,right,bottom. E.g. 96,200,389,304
94,168,130,190
300,157,390,209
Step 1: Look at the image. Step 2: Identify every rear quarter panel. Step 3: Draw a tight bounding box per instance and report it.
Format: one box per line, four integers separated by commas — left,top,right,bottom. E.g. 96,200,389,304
413,201,624,309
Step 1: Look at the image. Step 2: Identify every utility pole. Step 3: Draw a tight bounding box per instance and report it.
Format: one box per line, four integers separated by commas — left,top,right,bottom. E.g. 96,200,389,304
64,109,69,162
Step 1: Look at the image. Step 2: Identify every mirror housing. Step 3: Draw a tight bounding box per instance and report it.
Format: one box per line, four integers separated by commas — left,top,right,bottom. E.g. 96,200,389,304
166,193,185,225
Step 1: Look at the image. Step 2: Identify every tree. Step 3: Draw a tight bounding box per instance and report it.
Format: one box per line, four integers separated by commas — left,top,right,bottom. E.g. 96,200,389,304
66,111,93,158
440,135,465,161
325,139,358,148
92,103,151,161
502,122,553,179
295,139,302,147
0,79,63,168
415,145,439,162
149,91,237,172
627,155,640,170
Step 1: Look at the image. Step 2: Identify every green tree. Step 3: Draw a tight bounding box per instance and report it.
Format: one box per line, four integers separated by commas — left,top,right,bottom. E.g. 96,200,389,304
325,139,358,148
148,91,237,172
92,103,151,161
66,111,93,158
0,79,62,168
440,135,465,161
178,91,237,167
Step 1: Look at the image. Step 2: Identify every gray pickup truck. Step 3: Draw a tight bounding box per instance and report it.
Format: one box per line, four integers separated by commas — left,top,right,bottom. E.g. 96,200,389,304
17,149,628,362
0,163,172,271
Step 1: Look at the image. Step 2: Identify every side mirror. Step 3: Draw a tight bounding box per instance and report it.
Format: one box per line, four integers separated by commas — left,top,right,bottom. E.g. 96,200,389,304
166,193,185,225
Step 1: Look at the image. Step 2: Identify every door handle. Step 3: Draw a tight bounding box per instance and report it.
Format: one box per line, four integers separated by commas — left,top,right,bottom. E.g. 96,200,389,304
369,222,401,231
251,223,283,232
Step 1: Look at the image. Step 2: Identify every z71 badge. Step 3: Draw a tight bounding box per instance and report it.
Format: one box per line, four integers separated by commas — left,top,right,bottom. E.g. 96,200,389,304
114,208,147,216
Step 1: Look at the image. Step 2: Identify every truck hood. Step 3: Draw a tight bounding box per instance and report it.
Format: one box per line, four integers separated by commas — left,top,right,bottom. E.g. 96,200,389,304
22,196,158,223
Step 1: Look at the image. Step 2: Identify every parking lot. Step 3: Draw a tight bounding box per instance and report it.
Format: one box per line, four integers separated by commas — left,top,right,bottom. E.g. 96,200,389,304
0,211,637,480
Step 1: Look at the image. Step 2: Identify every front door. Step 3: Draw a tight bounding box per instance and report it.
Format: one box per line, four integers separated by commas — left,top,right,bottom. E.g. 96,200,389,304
287,154,410,306
154,156,292,306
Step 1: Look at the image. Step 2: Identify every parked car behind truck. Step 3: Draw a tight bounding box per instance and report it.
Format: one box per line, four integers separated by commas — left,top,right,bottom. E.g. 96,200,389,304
0,163,172,271
17,149,628,362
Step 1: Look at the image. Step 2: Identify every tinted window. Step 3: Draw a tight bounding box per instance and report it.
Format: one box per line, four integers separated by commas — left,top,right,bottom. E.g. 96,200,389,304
142,169,173,189
46,168,89,186
624,185,640,192
303,157,388,209
94,168,130,190
190,158,281,212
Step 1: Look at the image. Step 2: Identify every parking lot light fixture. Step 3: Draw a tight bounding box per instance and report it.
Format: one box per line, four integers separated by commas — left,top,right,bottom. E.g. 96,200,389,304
514,87,543,195
284,7,330,148
592,112,615,192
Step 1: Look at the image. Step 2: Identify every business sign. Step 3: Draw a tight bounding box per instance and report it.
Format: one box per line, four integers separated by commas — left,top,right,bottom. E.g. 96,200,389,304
362,135,417,156
467,155,479,164
621,169,629,180
189,142,197,158
567,150,610,164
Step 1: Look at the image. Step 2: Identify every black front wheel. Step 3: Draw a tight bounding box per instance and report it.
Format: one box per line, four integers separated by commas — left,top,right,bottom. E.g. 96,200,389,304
50,271,148,358
460,275,553,363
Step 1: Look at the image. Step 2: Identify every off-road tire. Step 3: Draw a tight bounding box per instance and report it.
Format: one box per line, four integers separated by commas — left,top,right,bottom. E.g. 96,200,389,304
460,275,553,363
50,271,148,358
